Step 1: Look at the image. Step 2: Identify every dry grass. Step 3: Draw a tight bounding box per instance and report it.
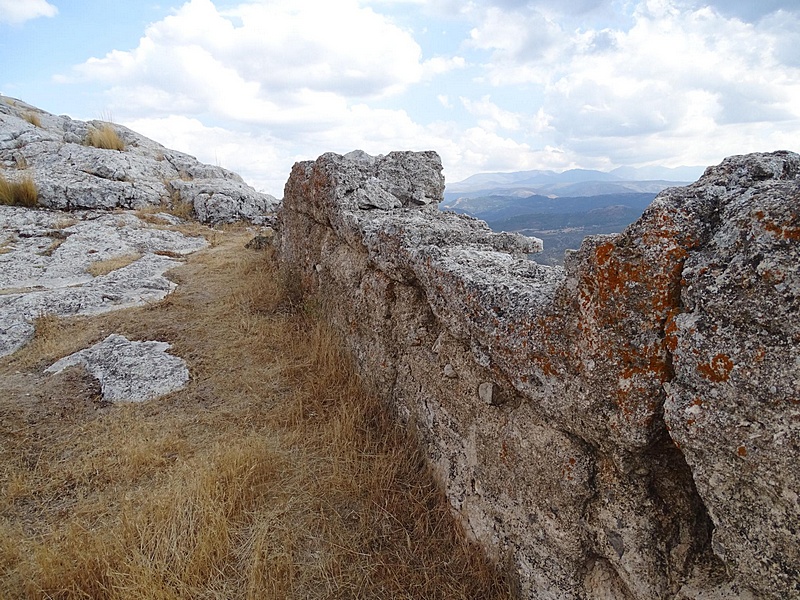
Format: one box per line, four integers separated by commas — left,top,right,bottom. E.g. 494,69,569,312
23,112,42,128
86,123,126,151
0,231,513,599
161,181,196,220
0,174,38,207
53,217,78,230
169,199,195,220
86,253,143,277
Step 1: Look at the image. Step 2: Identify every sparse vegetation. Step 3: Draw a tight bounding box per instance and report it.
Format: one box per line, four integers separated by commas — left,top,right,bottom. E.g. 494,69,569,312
86,253,143,277
22,112,42,128
39,236,65,257
0,174,38,207
86,123,126,151
170,199,195,220
0,236,13,255
0,231,513,599
52,217,78,230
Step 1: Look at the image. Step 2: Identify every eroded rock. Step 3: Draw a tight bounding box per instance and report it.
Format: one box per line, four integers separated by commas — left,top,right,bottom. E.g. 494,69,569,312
0,95,279,223
0,206,207,357
277,149,800,599
45,334,189,402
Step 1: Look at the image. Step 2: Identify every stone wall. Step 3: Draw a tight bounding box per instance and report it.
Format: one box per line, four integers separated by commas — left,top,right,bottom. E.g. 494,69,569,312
276,149,800,599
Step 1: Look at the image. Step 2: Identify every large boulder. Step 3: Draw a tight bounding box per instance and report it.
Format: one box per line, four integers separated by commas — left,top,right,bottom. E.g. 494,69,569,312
277,149,799,599
0,95,278,223
662,152,800,598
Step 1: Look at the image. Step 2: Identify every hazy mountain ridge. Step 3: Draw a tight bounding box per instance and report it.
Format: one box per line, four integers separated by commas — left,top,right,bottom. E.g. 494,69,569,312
442,166,703,264
446,165,703,195
445,191,656,222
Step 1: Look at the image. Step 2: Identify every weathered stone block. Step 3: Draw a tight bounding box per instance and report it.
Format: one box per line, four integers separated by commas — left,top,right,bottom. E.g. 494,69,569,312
277,149,799,599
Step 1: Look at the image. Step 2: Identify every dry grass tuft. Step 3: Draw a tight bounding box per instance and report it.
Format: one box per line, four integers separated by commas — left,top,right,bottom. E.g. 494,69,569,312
162,182,195,220
18,313,71,366
0,232,514,599
52,217,78,230
169,199,195,220
86,253,143,277
86,123,126,151
22,112,42,127
0,174,38,207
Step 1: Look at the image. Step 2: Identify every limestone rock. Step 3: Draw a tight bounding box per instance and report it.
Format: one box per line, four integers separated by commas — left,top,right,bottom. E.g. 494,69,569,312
45,334,189,402
0,205,207,357
662,151,800,599
0,95,279,223
277,149,800,599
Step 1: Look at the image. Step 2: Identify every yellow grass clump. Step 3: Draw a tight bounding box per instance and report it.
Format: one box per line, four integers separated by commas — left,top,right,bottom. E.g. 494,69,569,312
86,253,143,277
86,123,126,151
0,230,514,599
23,112,42,127
0,174,38,207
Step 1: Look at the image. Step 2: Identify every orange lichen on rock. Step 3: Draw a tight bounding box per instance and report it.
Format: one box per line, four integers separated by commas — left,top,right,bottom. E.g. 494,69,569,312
759,214,800,241
697,353,734,383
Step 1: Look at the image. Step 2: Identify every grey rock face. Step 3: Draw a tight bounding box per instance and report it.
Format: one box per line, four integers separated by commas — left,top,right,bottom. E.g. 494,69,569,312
45,334,189,402
278,149,800,599
662,152,800,599
0,206,207,357
0,95,278,223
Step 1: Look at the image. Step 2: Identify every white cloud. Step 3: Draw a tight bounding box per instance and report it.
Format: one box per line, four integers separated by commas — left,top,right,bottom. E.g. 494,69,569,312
71,0,426,109
0,0,57,25
460,95,522,131
466,0,800,168
48,0,800,192
422,55,466,79
467,6,564,69
64,0,511,192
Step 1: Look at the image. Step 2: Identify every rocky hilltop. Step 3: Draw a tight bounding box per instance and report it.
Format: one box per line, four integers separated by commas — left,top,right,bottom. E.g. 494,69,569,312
0,95,278,397
278,149,800,599
0,96,278,223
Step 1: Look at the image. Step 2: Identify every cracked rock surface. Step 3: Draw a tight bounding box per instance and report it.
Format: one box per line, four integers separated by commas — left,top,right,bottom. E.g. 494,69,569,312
0,95,278,224
0,206,207,357
45,334,189,402
278,149,799,600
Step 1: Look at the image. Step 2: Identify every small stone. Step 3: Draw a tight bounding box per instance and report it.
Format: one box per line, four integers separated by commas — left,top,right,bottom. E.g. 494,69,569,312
443,363,457,378
245,234,273,250
478,382,495,405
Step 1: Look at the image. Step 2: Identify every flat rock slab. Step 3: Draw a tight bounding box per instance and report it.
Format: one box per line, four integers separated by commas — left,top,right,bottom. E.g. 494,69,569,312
45,334,189,402
0,206,207,357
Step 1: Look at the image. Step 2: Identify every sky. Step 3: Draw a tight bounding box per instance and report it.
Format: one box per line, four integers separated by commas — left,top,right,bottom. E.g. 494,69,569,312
1,0,799,196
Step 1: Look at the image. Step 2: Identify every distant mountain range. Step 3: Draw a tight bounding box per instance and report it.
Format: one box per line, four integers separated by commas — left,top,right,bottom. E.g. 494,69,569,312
442,165,705,265
444,165,705,200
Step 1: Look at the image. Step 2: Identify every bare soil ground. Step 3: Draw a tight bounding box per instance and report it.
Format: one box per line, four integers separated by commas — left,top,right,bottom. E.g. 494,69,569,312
0,227,513,599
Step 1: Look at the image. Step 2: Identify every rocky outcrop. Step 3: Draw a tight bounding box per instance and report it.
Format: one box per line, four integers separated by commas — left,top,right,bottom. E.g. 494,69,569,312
277,150,799,599
0,96,278,223
45,334,189,402
0,206,207,357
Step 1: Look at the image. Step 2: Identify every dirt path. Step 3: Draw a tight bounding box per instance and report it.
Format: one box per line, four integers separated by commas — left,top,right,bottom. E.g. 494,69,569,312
0,228,512,599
